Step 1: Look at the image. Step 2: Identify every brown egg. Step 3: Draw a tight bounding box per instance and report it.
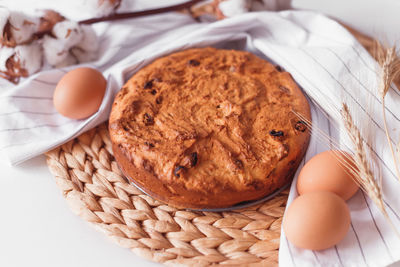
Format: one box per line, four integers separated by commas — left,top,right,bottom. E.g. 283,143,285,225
297,150,359,200
53,67,106,119
283,191,350,250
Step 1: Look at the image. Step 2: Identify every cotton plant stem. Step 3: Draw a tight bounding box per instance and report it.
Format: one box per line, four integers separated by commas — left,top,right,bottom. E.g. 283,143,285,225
34,0,205,37
79,0,205,24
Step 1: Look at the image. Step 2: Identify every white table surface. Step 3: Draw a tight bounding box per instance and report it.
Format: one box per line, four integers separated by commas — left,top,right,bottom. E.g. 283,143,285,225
0,0,399,266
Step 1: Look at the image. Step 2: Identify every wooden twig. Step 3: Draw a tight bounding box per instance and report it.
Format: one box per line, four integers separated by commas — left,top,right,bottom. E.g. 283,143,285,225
79,0,205,24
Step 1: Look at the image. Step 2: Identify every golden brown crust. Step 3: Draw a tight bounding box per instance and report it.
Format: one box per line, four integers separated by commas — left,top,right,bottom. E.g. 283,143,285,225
109,47,311,209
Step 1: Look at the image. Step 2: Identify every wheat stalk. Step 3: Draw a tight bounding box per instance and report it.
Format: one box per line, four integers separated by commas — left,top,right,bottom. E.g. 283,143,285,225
375,42,400,182
341,104,400,237
341,104,382,203
376,43,400,97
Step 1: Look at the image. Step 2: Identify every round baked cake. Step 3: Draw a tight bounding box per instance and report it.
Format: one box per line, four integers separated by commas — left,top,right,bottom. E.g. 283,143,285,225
109,47,311,209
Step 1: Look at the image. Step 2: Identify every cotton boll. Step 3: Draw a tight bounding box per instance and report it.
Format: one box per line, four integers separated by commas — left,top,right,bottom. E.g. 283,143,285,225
55,53,77,68
51,20,83,49
0,8,10,37
14,42,42,75
81,0,121,17
8,11,39,45
71,47,97,63
76,25,98,52
218,0,251,17
1,8,39,47
0,42,42,81
42,35,69,66
0,10,100,80
44,22,99,67
0,46,14,72
95,0,121,16
38,9,65,34
71,25,98,63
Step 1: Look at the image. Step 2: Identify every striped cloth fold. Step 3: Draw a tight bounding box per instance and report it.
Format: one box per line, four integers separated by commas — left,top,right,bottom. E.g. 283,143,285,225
0,9,399,267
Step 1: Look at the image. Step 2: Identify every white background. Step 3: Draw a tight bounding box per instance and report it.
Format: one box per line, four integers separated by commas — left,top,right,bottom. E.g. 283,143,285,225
0,0,399,266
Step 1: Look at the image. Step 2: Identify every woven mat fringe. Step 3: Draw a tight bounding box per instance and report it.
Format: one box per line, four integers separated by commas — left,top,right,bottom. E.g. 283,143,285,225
45,123,287,266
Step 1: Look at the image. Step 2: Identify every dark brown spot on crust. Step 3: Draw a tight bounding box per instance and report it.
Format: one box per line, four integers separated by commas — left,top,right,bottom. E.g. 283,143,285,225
143,113,154,126
188,59,200,66
150,89,157,95
275,65,284,72
174,165,185,177
295,121,307,132
247,180,263,190
143,160,153,172
144,141,155,148
124,100,140,116
189,152,198,167
119,86,129,96
269,130,284,137
144,80,153,89
234,159,243,169
156,96,163,104
180,152,198,168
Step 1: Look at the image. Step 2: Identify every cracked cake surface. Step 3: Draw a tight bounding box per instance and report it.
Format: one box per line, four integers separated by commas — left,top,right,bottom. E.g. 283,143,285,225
109,47,311,209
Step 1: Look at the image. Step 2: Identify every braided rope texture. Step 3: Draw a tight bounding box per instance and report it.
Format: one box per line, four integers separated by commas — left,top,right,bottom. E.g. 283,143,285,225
45,123,288,266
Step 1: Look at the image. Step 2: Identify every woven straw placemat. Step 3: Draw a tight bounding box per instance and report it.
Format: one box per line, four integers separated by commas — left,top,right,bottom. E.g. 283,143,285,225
44,27,377,266
46,123,287,266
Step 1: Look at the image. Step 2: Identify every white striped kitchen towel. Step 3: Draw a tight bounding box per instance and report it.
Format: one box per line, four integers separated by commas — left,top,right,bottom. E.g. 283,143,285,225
0,8,399,266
